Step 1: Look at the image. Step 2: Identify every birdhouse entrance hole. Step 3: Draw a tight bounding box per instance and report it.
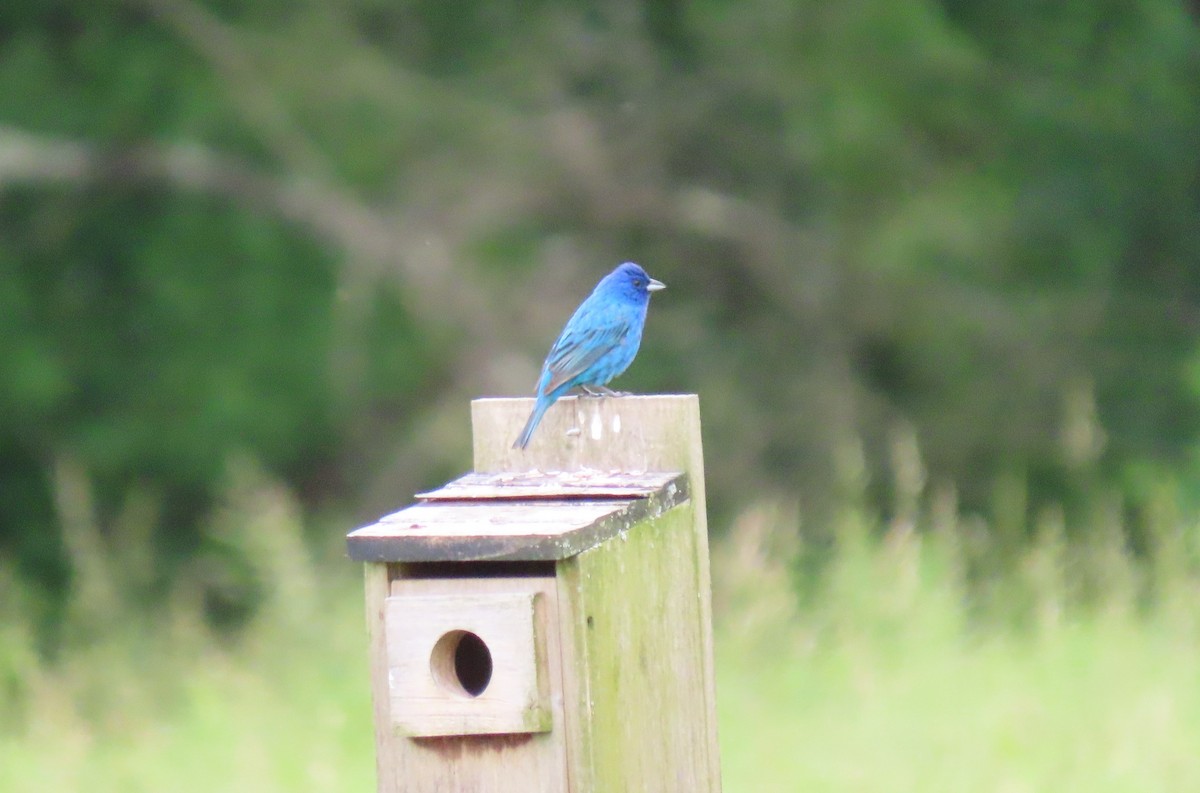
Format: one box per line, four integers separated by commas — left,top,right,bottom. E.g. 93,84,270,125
431,630,493,698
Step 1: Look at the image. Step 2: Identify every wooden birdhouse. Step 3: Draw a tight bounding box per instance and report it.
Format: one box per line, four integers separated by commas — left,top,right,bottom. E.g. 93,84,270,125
347,395,721,792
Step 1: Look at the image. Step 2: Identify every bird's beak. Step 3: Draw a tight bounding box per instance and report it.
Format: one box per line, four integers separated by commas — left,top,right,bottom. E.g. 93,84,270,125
647,278,666,292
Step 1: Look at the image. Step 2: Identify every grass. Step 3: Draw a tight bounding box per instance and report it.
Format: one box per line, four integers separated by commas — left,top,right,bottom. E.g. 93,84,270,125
4,458,1200,791
711,495,1200,793
718,619,1200,793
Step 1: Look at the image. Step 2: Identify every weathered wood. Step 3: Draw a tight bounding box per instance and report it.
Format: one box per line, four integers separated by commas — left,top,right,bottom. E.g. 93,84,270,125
374,572,570,792
385,583,550,737
557,502,717,791
474,394,722,792
416,469,685,501
364,563,399,792
347,472,688,563
472,394,707,480
360,394,720,792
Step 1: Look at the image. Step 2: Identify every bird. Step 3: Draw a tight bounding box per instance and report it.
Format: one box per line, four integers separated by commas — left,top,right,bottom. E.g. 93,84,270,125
513,262,666,449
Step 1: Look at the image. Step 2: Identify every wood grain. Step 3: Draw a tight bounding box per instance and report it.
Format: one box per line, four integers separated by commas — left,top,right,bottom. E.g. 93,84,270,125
359,394,720,792
557,502,720,792
476,394,722,792
347,472,688,563
472,394,707,480
385,585,549,737
416,469,685,501
375,573,570,792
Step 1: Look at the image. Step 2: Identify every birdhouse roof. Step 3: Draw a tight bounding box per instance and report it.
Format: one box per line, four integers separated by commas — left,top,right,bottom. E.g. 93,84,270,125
346,470,688,563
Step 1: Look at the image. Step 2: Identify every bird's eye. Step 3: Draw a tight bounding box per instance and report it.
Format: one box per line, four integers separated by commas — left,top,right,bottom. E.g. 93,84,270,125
633,279,643,287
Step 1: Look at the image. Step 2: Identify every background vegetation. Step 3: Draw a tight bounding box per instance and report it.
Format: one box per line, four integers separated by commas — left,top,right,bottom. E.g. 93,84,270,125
2,0,1200,789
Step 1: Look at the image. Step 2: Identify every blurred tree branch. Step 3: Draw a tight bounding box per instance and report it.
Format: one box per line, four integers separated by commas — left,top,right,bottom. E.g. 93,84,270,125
0,124,395,263
0,121,509,420
138,0,331,178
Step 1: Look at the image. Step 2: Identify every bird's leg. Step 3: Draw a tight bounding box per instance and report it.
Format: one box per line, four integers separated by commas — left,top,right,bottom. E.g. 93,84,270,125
580,385,607,398
593,385,629,397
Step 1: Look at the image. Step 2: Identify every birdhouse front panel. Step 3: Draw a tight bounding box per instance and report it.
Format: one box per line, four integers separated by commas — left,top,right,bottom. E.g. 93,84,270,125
384,575,558,738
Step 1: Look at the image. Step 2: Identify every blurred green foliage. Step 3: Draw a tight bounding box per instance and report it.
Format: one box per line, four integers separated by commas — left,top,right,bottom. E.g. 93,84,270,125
4,458,1200,789
1,0,1199,626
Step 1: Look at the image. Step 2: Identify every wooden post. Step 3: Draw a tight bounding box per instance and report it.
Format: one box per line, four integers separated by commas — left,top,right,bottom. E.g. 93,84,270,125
350,394,721,792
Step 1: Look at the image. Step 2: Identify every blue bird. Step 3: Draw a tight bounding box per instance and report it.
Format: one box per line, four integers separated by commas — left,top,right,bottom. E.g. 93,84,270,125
514,262,666,449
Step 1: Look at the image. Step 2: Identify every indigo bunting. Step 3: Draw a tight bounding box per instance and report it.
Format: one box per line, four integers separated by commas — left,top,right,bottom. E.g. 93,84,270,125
514,262,666,449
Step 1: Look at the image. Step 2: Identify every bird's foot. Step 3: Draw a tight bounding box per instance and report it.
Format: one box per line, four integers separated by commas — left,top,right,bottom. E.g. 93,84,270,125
583,385,628,397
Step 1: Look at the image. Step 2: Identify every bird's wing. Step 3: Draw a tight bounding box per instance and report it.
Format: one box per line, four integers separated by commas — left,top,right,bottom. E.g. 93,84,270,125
541,320,631,396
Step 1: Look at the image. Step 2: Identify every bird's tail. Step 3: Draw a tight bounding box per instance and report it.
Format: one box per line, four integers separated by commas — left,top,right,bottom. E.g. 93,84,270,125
513,398,551,450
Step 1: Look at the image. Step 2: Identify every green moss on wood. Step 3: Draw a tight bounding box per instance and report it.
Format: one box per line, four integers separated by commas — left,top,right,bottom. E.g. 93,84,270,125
557,502,718,791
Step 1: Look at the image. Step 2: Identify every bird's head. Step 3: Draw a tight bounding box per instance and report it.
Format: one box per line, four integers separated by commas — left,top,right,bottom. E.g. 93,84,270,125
604,261,666,302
